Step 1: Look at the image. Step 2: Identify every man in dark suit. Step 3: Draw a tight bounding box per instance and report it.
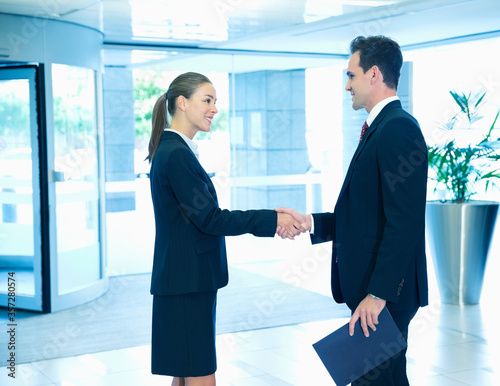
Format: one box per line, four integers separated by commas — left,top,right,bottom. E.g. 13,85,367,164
277,35,428,385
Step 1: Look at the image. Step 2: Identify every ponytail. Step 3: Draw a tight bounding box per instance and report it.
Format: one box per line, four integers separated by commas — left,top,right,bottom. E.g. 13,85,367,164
146,72,212,162
146,93,168,162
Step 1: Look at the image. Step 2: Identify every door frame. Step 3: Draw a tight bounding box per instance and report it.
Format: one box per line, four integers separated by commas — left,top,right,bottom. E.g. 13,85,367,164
0,63,46,311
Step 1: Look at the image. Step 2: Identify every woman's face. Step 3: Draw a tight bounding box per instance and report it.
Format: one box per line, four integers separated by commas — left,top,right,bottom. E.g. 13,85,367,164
183,82,218,134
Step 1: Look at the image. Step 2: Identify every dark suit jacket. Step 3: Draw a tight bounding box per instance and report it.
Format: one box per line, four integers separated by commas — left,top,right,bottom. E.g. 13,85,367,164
149,131,277,296
311,100,429,312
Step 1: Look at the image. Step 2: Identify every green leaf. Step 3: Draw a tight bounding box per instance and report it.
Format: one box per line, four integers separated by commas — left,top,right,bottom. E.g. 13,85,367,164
429,90,500,202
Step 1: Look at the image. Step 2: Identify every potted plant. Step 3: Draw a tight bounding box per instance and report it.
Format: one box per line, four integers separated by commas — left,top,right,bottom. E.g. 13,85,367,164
426,90,500,305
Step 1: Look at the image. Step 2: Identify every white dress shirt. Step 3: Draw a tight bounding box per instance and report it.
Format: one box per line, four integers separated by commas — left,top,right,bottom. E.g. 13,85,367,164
309,96,400,233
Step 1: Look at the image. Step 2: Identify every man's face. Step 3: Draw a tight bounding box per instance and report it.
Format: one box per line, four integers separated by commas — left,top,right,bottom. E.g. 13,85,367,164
345,51,373,112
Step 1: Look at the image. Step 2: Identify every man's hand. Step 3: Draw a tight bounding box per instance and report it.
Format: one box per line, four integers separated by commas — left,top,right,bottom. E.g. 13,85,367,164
349,295,387,337
276,212,307,240
275,207,311,238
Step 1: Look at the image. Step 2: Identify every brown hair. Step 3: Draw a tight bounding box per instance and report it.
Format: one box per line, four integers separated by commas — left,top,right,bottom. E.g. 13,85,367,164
350,35,402,90
146,72,212,162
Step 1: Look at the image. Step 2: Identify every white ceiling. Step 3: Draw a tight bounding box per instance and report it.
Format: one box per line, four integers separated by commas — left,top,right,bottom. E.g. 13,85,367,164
0,0,499,71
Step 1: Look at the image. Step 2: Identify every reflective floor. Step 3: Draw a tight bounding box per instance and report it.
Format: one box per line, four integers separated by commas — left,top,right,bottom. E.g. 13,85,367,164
2,293,500,385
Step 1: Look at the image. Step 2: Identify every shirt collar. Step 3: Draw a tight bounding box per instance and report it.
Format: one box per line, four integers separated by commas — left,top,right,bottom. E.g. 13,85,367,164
165,129,199,159
366,96,399,127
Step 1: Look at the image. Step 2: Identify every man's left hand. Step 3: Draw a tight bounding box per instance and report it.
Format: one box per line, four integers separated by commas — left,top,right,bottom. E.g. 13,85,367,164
349,295,387,337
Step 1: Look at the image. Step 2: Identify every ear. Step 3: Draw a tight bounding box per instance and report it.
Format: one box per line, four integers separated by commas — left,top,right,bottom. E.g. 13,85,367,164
370,66,382,85
177,95,187,111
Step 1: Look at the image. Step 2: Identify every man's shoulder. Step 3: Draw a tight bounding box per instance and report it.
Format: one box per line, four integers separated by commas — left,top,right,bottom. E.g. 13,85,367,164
382,103,419,127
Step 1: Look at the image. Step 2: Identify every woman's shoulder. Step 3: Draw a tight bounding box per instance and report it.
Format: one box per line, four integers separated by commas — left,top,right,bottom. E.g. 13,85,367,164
154,136,197,169
158,132,190,153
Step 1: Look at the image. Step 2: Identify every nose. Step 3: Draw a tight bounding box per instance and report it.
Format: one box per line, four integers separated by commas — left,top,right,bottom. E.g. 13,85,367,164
345,80,351,92
212,104,218,114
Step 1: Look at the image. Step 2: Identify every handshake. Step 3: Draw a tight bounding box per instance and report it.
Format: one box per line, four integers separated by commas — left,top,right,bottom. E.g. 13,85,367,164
275,207,312,240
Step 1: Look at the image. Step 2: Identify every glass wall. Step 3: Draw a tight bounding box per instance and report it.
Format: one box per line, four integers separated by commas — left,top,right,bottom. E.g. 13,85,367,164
103,50,345,297
105,70,232,276
104,37,500,296
51,64,101,295
407,36,500,202
0,76,35,293
0,66,42,310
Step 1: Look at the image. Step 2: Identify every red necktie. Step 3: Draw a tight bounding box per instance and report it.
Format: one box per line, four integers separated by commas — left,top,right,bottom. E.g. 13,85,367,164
359,121,368,143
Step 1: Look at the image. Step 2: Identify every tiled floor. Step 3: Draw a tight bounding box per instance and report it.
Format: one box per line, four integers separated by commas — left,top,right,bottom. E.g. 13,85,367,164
2,294,500,385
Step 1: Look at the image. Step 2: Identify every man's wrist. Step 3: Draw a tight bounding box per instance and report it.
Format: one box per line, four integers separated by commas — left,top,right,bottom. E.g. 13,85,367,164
369,293,381,299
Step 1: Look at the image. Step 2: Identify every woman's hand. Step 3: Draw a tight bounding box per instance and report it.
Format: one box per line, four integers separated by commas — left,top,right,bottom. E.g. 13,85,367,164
276,212,308,239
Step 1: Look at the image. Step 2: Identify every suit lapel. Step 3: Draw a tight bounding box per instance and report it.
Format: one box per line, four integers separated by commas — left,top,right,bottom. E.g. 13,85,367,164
336,100,402,202
163,131,218,201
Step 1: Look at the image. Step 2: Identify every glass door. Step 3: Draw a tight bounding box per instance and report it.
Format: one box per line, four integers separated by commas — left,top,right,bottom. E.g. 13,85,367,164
0,66,43,311
48,64,106,312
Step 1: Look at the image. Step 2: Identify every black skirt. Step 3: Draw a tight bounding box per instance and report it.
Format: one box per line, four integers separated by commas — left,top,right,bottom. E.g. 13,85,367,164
151,291,217,377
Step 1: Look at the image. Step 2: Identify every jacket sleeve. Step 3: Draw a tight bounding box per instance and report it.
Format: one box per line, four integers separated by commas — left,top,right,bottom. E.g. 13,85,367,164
309,212,335,244
367,116,428,303
163,147,277,237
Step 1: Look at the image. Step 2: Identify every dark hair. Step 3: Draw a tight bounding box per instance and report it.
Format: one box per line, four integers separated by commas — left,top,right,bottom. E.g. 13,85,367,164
146,72,212,162
350,35,402,90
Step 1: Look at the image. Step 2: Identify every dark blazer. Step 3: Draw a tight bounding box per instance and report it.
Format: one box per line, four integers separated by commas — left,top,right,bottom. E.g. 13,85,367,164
311,100,428,312
149,131,277,296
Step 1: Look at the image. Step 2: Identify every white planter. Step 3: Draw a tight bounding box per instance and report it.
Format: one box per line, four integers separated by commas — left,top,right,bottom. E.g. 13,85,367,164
426,201,499,305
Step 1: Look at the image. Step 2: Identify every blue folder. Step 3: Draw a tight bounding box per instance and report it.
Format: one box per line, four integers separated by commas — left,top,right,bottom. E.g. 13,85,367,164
312,307,407,386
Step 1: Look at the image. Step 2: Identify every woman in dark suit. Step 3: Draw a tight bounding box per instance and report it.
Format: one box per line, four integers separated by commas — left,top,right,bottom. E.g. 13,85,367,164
146,72,302,386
